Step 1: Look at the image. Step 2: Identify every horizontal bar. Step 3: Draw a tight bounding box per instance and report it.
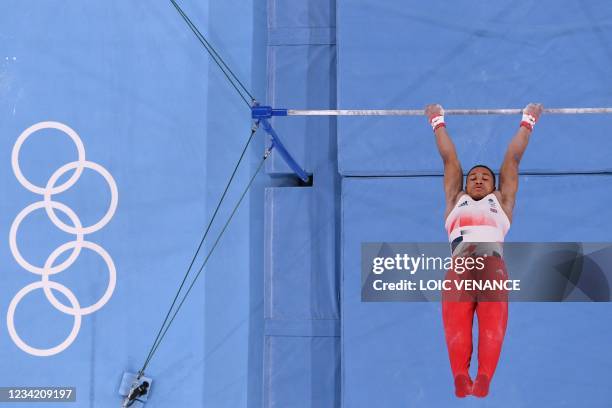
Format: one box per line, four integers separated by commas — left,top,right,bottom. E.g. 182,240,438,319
286,107,612,116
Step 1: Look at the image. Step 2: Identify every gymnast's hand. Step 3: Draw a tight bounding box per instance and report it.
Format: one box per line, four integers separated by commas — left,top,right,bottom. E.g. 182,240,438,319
520,103,544,131
425,104,445,131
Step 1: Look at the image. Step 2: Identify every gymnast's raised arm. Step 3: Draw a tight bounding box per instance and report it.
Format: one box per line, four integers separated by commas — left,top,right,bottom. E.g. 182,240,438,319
498,103,543,222
425,104,463,218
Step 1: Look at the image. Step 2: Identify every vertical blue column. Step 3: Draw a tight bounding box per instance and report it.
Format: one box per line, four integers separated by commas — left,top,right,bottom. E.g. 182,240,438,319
263,1,340,407
203,1,267,407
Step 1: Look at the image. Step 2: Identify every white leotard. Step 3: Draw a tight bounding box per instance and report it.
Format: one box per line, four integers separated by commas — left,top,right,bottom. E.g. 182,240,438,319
445,193,511,255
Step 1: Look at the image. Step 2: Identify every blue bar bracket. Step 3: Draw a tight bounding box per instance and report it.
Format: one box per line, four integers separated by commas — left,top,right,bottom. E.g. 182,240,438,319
260,118,310,183
251,105,288,119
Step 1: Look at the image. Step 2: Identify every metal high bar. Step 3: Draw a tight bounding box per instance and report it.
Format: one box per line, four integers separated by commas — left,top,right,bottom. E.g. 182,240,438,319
285,108,612,116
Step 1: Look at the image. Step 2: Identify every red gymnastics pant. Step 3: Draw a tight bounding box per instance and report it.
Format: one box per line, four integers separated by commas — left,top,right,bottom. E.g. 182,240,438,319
441,255,508,380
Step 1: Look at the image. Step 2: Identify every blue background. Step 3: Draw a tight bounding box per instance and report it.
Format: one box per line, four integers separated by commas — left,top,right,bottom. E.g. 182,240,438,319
1,1,267,407
1,1,611,407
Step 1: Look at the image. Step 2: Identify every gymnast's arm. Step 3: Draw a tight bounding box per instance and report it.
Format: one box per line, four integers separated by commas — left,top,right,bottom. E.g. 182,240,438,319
425,104,463,217
498,103,543,221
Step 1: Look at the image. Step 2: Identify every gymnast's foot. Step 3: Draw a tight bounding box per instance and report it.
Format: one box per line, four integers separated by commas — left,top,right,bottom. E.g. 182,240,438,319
454,374,473,398
472,374,490,398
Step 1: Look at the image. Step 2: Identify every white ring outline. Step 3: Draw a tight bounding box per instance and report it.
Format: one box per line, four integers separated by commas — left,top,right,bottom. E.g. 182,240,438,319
11,121,86,195
43,160,118,235
42,240,116,315
9,200,84,275
6,280,82,357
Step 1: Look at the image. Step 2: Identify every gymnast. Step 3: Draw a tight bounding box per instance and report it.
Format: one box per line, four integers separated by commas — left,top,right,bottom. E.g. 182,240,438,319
425,102,543,397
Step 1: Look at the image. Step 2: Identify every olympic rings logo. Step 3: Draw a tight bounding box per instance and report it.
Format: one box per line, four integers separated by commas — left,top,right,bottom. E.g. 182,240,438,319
7,121,118,356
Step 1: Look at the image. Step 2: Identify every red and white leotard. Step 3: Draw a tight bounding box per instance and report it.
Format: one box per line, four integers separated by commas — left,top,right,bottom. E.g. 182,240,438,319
442,192,511,385
445,193,510,254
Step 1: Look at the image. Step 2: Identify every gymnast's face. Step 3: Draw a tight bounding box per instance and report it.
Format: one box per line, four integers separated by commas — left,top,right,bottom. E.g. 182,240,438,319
466,167,495,200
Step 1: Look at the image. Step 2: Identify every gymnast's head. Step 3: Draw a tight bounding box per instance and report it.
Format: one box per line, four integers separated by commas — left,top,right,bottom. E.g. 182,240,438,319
465,164,495,200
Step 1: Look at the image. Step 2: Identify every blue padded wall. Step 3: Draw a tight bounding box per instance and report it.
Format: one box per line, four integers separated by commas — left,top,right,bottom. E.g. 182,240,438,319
337,3,612,404
265,188,338,321
263,1,340,407
336,0,612,176
341,176,612,407
263,188,340,407
266,0,336,175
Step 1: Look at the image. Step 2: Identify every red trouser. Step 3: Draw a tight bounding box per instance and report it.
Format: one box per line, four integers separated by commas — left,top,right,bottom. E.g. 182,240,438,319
441,255,508,380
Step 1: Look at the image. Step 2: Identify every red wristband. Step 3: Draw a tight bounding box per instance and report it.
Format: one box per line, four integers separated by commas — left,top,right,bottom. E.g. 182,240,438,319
520,112,537,131
429,115,446,131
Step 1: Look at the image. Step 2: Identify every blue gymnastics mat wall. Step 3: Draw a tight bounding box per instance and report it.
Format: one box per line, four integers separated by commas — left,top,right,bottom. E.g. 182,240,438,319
341,177,612,407
263,1,340,407
337,0,612,176
337,1,612,407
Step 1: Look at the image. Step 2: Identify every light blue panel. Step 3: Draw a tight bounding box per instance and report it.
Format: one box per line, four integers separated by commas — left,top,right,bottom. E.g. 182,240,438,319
263,186,340,408
337,0,612,175
263,1,340,406
0,1,266,407
0,2,208,407
264,336,340,408
342,176,612,407
264,187,339,320
266,0,336,176
269,0,336,31
202,1,267,407
266,45,336,176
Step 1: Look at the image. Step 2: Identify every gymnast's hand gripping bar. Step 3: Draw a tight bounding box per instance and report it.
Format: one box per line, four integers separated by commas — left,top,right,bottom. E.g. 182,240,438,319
252,106,612,118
